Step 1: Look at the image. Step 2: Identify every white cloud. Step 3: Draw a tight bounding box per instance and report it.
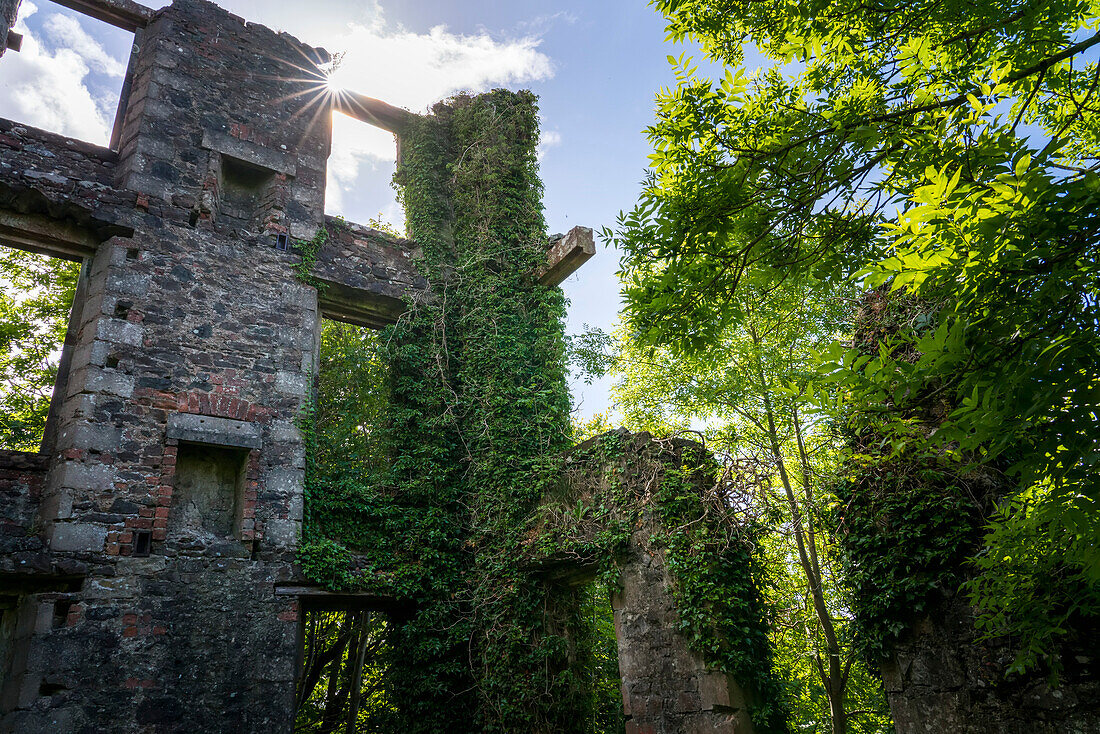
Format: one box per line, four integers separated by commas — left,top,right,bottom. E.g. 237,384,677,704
318,9,555,221
537,129,562,161
42,14,127,77
0,8,119,144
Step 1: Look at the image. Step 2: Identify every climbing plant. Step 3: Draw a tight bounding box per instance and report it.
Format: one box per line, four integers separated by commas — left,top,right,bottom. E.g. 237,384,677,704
530,431,788,733
298,88,784,733
607,0,1100,680
300,89,578,732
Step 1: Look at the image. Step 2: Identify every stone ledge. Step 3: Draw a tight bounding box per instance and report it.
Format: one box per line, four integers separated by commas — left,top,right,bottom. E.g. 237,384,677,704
201,129,297,177
166,412,262,450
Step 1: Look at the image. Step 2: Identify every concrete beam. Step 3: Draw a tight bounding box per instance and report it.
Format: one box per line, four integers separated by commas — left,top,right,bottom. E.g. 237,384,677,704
317,280,406,329
331,90,415,134
536,226,595,287
49,0,153,32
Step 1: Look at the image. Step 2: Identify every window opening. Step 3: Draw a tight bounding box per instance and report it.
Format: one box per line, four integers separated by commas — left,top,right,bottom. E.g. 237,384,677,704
132,529,152,557
325,112,404,233
580,580,626,733
0,1,136,148
304,319,389,549
50,599,71,628
295,606,394,731
0,245,81,452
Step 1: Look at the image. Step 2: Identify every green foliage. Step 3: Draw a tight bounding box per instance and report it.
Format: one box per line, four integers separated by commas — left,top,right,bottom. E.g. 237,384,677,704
658,471,785,731
302,86,788,733
610,0,1100,675
830,458,988,660
293,224,329,291
589,274,892,733
295,609,394,733
300,90,581,732
535,432,788,733
576,583,625,734
0,248,79,451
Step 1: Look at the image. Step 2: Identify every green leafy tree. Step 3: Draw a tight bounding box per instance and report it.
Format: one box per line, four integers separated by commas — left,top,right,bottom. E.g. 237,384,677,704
610,0,1100,674
0,248,80,451
596,275,891,734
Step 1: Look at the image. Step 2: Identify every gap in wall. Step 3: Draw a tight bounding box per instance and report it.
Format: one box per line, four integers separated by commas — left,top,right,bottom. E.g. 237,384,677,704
0,0,134,148
0,245,80,452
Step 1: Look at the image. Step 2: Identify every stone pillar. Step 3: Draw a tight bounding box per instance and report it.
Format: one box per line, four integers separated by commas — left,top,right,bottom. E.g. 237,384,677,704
614,526,756,734
0,0,20,57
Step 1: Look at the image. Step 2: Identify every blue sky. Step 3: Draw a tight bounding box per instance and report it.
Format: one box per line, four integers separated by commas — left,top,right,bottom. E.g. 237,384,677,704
1,0,728,420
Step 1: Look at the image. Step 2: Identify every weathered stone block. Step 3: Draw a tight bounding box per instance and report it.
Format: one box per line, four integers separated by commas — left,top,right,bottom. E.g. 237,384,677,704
50,523,108,553
94,318,143,347
165,413,262,450
263,519,300,549
264,467,303,497
74,367,135,398
274,370,308,397
54,462,115,492
57,422,122,453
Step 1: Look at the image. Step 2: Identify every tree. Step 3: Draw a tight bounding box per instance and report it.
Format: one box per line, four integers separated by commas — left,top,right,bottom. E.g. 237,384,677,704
0,247,79,451
597,274,891,734
610,0,1100,673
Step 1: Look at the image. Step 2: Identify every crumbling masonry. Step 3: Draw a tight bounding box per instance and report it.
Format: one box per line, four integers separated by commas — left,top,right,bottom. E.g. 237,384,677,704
0,1,757,732
3,2,1096,733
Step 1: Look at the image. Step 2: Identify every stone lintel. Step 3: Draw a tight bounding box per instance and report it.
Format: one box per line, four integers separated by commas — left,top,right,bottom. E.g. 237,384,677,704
331,90,415,134
317,280,407,329
537,226,595,287
50,0,153,32
275,586,410,612
0,209,99,261
201,129,297,177
166,413,262,450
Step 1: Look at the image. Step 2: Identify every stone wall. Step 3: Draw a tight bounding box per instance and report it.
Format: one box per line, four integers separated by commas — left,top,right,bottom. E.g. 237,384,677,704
534,432,759,734
883,592,1100,734
614,527,756,734
0,1,419,731
0,0,18,57
0,451,47,563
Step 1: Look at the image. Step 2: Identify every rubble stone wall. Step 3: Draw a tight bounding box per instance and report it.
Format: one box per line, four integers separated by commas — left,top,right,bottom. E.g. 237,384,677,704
883,593,1100,734
0,1,415,731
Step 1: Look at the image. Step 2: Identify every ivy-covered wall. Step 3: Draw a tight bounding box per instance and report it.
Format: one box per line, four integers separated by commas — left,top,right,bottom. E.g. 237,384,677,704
298,89,785,733
529,430,785,733
832,289,1100,734
300,89,577,732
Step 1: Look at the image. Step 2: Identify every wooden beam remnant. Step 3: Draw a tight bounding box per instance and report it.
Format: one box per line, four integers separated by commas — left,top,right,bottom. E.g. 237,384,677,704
275,585,412,612
536,226,595,287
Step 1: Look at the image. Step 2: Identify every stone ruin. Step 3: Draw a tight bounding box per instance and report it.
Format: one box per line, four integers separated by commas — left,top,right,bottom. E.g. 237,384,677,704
0,1,1096,733
0,1,748,731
